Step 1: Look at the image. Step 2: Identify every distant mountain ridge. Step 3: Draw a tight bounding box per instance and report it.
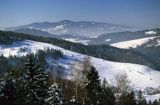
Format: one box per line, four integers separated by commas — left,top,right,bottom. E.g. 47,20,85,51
5,20,136,38
1,30,160,70
89,28,160,45
4,20,160,49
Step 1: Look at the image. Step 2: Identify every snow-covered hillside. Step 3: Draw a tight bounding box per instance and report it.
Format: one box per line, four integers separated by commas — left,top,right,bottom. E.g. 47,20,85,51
111,36,159,49
0,40,160,91
1,39,160,101
145,94,160,102
145,31,157,35
62,38,89,45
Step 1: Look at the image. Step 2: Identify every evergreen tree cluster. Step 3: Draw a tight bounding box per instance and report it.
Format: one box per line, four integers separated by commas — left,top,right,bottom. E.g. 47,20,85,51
0,48,63,74
0,55,159,105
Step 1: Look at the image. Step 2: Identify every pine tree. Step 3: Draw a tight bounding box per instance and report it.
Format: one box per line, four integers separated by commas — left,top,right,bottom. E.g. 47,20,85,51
117,91,137,105
46,83,63,105
101,78,115,105
0,71,17,105
9,69,27,105
127,91,137,105
37,53,49,99
137,90,147,105
24,54,48,105
148,100,152,105
152,100,159,105
85,65,102,105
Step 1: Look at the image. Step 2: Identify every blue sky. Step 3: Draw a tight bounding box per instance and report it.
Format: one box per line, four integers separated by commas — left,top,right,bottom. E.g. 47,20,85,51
0,0,160,28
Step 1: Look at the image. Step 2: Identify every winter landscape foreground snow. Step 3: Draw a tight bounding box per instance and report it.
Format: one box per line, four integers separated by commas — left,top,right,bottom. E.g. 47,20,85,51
0,40,160,101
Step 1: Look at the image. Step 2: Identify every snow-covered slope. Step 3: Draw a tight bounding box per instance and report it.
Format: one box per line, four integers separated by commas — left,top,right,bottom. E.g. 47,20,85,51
111,36,158,49
0,40,160,91
145,94,160,102
62,38,89,45
89,29,160,45
145,31,157,35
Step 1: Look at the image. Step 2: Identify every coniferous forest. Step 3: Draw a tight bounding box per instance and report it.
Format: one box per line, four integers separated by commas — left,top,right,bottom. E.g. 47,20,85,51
0,54,160,105
0,30,160,105
0,31,160,71
1,0,160,105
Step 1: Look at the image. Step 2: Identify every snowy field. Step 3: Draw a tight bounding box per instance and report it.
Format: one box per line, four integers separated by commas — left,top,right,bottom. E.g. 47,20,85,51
111,36,158,49
0,40,160,101
62,38,89,45
145,94,160,102
145,31,157,35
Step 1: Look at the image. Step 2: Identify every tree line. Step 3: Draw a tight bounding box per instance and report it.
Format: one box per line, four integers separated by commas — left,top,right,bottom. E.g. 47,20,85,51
0,55,159,105
0,48,63,74
0,30,159,70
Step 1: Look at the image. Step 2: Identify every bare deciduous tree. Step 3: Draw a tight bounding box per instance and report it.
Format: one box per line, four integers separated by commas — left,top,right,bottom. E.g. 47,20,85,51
115,73,131,105
70,61,83,100
115,73,130,94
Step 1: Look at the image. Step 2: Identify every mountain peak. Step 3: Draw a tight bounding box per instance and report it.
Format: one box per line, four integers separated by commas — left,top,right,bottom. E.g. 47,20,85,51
59,20,73,23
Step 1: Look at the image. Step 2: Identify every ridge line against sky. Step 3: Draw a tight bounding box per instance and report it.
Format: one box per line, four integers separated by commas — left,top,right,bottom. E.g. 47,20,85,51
0,0,160,28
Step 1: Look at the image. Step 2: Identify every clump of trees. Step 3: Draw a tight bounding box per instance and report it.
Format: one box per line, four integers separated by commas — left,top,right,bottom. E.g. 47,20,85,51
0,48,63,74
0,55,160,105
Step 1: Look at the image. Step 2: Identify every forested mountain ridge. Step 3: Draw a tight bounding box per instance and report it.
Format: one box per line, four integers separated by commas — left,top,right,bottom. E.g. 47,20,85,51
0,30,160,104
0,37,160,91
0,30,159,70
0,53,159,105
5,20,135,38
4,21,160,47
89,28,160,45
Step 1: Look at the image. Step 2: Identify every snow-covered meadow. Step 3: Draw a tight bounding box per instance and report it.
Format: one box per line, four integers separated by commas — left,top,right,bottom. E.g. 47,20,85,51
111,36,159,49
0,40,160,101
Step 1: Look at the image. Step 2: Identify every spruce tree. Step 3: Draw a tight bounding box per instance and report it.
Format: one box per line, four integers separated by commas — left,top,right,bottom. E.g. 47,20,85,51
24,54,48,105
152,100,159,105
127,91,137,105
85,66,102,105
0,71,17,105
137,90,147,105
101,78,115,105
46,83,63,105
117,91,137,105
0,70,24,105
148,100,152,105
